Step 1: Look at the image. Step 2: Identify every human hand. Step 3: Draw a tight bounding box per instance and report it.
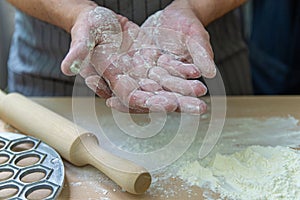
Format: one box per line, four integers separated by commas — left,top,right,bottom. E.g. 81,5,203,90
61,6,123,98
59,6,178,113
61,5,214,114
140,1,216,78
100,2,217,114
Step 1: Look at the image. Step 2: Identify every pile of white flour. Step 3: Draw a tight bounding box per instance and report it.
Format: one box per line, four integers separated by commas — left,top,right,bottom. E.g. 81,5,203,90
80,112,300,199
178,145,300,200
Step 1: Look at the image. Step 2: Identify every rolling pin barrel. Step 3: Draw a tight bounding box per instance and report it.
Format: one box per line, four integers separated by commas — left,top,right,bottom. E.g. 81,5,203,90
0,91,151,194
0,93,87,161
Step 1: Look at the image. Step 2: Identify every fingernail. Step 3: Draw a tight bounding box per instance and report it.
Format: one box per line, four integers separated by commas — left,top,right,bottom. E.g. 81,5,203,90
85,76,101,93
106,98,113,107
70,60,82,74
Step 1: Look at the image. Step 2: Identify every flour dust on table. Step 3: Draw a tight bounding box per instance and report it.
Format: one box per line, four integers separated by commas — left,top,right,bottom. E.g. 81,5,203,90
134,117,300,199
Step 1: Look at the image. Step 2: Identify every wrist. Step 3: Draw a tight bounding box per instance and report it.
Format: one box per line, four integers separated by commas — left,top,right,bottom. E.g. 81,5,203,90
166,0,210,26
188,0,216,26
66,2,97,33
169,0,247,26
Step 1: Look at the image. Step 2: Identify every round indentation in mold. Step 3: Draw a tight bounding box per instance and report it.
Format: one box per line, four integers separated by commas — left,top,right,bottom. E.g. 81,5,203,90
0,184,19,199
0,154,10,165
15,154,41,167
25,185,53,200
0,141,5,150
20,168,46,183
11,140,35,152
0,132,64,199
0,168,14,182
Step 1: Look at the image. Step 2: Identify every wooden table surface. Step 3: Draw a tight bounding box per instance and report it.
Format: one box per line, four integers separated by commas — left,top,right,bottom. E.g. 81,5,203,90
1,96,300,199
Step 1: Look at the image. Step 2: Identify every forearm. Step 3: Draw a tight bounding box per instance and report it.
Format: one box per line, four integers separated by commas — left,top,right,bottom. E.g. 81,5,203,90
191,0,247,25
171,0,247,26
6,0,97,32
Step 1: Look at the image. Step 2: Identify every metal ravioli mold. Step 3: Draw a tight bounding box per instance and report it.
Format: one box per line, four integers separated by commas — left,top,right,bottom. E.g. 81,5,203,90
0,132,64,200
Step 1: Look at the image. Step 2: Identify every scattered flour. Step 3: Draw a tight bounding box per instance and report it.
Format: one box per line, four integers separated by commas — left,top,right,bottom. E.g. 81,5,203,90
77,109,300,199
70,181,82,187
145,117,300,199
178,145,300,200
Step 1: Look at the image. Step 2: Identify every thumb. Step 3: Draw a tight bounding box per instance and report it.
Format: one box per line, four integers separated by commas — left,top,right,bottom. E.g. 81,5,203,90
61,12,95,76
186,24,216,78
61,6,122,76
61,38,93,76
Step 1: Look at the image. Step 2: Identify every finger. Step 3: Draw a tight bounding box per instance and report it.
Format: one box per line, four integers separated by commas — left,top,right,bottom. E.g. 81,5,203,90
98,55,179,112
111,75,176,111
79,61,98,78
92,47,143,105
188,22,214,57
110,74,140,104
128,90,177,112
108,93,207,114
157,54,201,79
61,13,96,76
186,31,216,78
138,78,162,92
150,90,180,112
176,96,207,114
144,92,178,112
148,67,207,97
128,90,155,111
160,78,207,97
106,96,148,113
61,39,92,76
85,75,112,98
107,89,178,113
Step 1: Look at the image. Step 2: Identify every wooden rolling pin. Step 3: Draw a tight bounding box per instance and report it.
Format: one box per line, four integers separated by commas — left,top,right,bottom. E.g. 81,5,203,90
0,90,151,194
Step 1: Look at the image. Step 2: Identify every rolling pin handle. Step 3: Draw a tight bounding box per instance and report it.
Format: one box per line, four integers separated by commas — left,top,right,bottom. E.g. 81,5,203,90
71,134,151,194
